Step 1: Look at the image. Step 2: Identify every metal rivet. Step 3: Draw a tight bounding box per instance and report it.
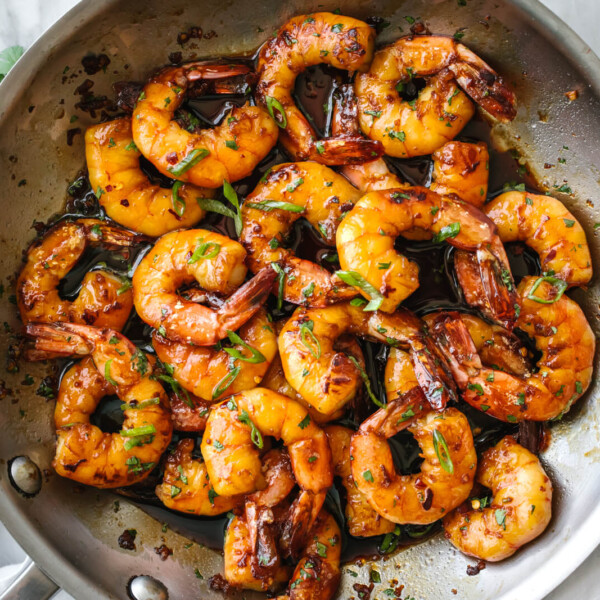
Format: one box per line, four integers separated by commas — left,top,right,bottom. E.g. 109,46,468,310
8,456,42,497
128,575,168,600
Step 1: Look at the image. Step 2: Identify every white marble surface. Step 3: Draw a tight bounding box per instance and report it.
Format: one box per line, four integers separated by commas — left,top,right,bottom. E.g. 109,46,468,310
0,1,599,599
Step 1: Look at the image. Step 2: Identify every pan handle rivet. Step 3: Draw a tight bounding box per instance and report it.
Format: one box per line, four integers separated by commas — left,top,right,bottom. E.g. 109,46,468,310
128,575,168,600
8,455,42,497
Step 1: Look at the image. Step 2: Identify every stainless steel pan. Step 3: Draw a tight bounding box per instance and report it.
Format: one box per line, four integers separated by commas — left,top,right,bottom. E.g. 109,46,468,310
0,0,598,598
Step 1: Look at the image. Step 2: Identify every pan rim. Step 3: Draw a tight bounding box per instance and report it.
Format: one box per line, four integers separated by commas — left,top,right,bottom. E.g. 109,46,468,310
0,0,598,598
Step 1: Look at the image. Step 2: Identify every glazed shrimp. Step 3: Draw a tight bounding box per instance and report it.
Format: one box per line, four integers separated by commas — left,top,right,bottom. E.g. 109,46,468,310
278,302,457,415
201,388,332,497
26,323,172,488
336,187,518,327
256,13,381,165
224,449,297,591
156,438,242,515
355,35,516,158
152,308,277,401
483,191,592,285
351,396,477,524
385,314,531,402
430,141,489,208
325,425,395,537
330,83,406,193
132,229,277,345
167,390,211,432
430,276,595,422
240,162,361,306
16,219,138,330
276,511,341,600
132,62,278,188
443,436,552,561
85,117,209,236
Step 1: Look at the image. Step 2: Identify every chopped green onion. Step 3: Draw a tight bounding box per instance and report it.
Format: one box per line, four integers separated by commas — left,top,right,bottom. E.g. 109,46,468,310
299,320,321,359
224,330,266,364
196,197,237,221
172,181,186,216
104,359,118,386
432,429,454,474
212,365,241,399
120,398,160,411
167,148,209,177
245,200,304,213
433,222,461,243
188,238,221,263
271,263,285,310
265,96,287,128
348,355,385,408
526,275,568,304
238,409,263,448
335,270,383,311
120,424,157,437
222,180,243,236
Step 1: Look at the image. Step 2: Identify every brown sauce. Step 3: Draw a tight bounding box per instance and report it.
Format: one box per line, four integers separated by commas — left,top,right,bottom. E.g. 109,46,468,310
44,58,548,565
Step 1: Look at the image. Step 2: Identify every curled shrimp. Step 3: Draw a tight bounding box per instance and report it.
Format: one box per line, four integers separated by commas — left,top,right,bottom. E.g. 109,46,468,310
278,301,457,415
483,191,592,286
26,323,172,488
330,83,406,193
261,324,358,424
275,510,341,600
240,162,361,306
443,435,552,561
325,425,395,537
132,62,278,188
256,12,381,165
85,117,209,236
152,308,277,402
201,388,332,497
132,229,277,345
355,35,516,158
16,219,138,330
430,276,595,422
430,141,489,207
155,438,242,515
335,187,518,327
351,395,477,524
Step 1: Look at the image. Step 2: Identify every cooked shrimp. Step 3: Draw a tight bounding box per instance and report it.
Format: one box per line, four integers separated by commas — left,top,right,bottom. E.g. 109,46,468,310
355,35,516,158
483,191,592,285
430,276,595,421
132,229,276,345
240,162,361,306
443,435,552,561
26,323,172,488
325,425,395,537
167,390,211,432
155,438,242,515
201,388,332,497
331,83,406,192
278,302,457,415
386,314,531,402
132,62,278,187
430,141,489,207
224,514,292,592
261,327,357,424
256,13,381,165
336,187,518,326
276,510,341,600
85,117,209,236
17,219,137,330
351,397,477,524
152,308,277,401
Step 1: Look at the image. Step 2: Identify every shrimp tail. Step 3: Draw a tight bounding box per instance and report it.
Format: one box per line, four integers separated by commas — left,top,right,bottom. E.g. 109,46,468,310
79,219,148,247
450,45,517,122
183,61,252,81
454,246,519,330
280,490,326,560
217,266,278,333
428,311,483,388
24,322,92,359
312,136,384,166
410,336,458,410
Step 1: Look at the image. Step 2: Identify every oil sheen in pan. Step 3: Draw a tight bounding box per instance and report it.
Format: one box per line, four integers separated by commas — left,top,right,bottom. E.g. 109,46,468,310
46,62,544,564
